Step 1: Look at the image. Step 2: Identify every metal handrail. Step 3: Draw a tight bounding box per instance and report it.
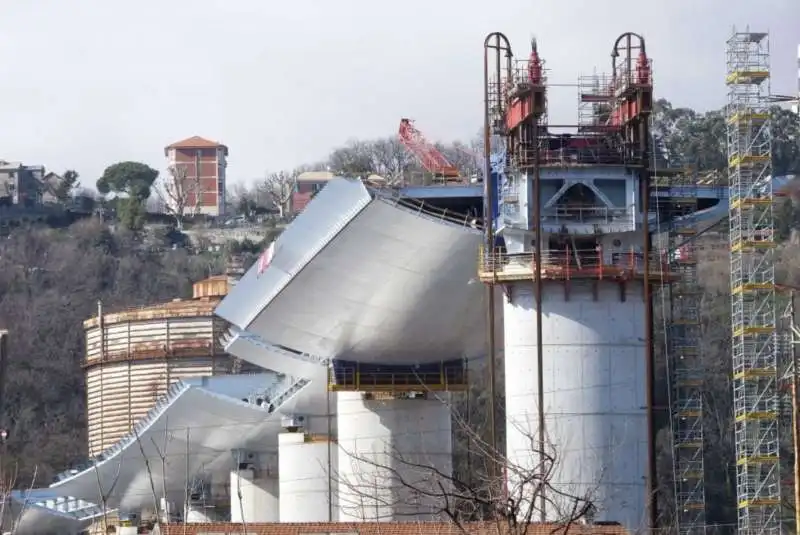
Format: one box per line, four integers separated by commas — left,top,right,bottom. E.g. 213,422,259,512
228,328,330,368
53,380,192,483
264,378,310,412
376,190,483,230
331,366,465,390
509,58,549,90
383,172,476,188
479,246,672,278
511,144,646,168
541,204,634,224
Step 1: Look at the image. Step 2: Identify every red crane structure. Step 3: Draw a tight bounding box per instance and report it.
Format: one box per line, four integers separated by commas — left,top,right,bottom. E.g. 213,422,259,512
397,118,461,179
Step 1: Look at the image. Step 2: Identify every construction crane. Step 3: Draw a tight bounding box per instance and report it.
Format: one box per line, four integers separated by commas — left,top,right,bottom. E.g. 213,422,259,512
726,29,781,535
397,118,462,180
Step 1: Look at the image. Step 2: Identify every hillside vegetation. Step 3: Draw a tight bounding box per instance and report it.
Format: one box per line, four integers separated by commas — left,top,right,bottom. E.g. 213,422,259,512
0,221,228,484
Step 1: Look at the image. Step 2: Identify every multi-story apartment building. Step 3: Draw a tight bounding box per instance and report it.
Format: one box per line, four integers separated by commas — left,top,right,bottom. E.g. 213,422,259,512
292,171,335,214
164,136,229,217
0,161,46,207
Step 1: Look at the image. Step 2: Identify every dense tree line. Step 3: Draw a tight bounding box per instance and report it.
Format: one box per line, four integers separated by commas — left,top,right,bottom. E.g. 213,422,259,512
1,99,798,531
0,221,229,485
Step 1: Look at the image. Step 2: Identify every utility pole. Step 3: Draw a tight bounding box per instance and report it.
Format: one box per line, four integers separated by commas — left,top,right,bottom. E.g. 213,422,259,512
0,330,9,496
789,293,800,533
0,331,7,424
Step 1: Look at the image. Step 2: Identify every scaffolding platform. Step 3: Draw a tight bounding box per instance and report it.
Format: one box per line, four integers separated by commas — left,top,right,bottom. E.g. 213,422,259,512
478,247,674,284
665,167,707,534
328,359,467,392
726,28,781,534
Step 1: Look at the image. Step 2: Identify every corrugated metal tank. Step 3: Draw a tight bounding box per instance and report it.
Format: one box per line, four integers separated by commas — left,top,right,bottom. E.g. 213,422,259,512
84,276,259,455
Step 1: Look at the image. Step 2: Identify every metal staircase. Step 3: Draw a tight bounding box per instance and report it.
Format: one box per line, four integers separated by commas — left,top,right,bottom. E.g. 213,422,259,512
52,381,192,484
222,327,330,380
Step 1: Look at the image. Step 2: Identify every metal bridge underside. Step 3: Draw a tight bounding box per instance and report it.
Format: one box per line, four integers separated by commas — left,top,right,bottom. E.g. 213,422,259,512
5,372,305,535
216,177,496,365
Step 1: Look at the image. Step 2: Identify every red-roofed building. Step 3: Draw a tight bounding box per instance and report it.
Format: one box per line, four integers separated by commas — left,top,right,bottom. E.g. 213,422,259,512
165,136,229,216
292,171,337,214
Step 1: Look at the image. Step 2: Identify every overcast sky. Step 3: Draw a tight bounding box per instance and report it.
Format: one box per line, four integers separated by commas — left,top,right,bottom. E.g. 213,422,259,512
0,0,797,185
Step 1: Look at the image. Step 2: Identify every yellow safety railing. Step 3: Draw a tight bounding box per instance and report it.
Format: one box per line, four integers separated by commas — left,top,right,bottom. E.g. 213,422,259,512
328,363,467,392
478,246,673,283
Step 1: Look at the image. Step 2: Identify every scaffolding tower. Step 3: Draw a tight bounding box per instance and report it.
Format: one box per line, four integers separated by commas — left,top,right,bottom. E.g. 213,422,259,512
668,172,706,534
777,294,797,531
726,29,781,535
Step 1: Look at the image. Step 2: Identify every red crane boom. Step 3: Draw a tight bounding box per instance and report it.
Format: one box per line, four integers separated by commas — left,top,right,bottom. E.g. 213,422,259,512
398,119,461,178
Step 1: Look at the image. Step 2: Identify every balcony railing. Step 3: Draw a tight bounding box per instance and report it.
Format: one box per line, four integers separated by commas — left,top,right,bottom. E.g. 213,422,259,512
509,143,646,169
377,190,483,230
329,362,467,392
541,205,634,225
478,246,674,283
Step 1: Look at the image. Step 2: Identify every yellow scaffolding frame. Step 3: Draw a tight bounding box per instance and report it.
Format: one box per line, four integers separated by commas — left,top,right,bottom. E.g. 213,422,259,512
668,171,706,534
726,29,780,535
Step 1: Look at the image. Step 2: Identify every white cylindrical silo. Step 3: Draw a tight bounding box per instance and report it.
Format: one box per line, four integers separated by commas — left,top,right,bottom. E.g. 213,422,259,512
278,432,337,521
336,391,452,521
230,468,279,522
504,281,647,530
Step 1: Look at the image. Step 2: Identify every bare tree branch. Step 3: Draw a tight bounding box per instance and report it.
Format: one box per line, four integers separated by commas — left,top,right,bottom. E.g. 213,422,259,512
262,171,296,220
155,165,202,229
9,464,36,535
333,390,597,534
133,427,160,520
0,460,18,531
91,454,123,534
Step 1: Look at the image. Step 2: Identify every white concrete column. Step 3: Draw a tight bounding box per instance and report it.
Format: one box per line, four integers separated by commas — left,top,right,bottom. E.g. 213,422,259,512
158,498,176,523
503,281,647,530
184,504,215,523
184,477,216,523
279,431,337,521
230,468,279,522
336,391,452,521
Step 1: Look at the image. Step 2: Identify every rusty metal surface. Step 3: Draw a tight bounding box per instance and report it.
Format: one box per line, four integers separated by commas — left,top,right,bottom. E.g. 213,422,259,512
83,278,231,329
193,276,230,299
82,344,216,368
84,314,227,364
83,298,221,329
